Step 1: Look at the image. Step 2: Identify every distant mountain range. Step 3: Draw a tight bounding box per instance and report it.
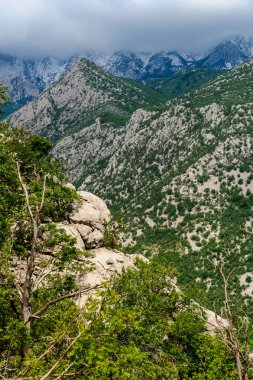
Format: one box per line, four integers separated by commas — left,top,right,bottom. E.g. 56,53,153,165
1,36,253,115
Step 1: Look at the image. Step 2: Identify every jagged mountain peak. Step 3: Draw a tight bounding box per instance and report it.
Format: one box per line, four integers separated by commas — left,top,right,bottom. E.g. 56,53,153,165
198,35,253,69
2,35,253,117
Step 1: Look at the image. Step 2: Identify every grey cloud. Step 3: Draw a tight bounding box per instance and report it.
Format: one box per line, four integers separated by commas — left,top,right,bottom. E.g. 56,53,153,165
0,0,253,58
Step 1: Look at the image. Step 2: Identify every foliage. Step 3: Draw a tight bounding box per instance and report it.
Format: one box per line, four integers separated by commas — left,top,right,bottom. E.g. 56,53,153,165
103,219,125,250
0,119,89,375
77,59,253,328
16,258,238,379
146,67,223,98
0,82,10,114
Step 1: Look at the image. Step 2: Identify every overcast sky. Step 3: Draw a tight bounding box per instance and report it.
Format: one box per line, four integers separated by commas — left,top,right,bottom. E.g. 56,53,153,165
0,0,253,58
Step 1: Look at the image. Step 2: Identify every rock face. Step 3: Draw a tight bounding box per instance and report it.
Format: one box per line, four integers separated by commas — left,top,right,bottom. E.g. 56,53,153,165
198,36,253,69
61,190,111,250
76,247,141,307
54,190,145,307
2,36,253,117
70,191,110,228
0,54,76,116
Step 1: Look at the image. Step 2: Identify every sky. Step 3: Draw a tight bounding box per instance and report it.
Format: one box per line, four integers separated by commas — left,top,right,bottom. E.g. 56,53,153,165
0,0,253,58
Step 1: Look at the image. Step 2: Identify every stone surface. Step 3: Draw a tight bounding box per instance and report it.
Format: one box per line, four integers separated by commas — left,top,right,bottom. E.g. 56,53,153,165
76,248,145,306
78,191,111,223
64,182,76,190
205,309,229,335
75,224,93,239
56,223,85,251
70,190,110,233
86,230,104,249
55,191,111,250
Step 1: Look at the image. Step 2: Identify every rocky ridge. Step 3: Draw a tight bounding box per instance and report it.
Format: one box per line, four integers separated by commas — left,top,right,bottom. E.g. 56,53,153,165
9,58,164,142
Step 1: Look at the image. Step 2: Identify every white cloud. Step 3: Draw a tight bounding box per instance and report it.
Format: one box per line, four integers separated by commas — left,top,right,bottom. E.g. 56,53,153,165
0,0,252,58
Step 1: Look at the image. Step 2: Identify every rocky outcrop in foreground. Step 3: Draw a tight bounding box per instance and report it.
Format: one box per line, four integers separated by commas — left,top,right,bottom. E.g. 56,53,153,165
56,189,143,305
12,187,228,332
66,190,229,335
59,189,111,250
11,189,141,308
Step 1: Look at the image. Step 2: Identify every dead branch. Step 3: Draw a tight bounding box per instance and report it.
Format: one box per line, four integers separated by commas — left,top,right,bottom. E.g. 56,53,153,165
208,260,250,380
15,162,48,332
16,162,34,223
40,332,82,380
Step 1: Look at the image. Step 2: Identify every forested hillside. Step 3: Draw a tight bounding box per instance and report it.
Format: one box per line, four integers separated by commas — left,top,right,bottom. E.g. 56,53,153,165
0,101,244,378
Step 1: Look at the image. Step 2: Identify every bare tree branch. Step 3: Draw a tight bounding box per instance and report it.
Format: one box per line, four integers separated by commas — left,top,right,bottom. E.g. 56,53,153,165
15,161,48,334
208,260,250,380
16,161,34,223
40,332,82,380
31,259,55,295
54,363,74,380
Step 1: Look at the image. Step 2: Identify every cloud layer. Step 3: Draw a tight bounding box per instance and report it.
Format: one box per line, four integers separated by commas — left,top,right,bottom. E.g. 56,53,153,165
0,0,253,58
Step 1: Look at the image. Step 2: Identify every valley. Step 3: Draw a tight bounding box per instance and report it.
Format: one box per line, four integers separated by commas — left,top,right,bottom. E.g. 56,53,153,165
8,55,253,320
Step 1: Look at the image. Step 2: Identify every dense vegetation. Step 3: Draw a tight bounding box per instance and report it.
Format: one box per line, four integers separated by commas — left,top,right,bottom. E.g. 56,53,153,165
145,68,223,98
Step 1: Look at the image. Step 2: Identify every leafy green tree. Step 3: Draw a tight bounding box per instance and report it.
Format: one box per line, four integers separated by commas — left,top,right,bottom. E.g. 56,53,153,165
0,122,94,373
0,82,10,114
63,259,238,380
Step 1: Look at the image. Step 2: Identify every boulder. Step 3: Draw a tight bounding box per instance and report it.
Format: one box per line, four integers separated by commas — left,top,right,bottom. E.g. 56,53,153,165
74,224,103,249
78,191,111,223
86,229,104,249
53,191,112,250
70,191,111,232
75,224,93,239
64,182,76,190
57,223,85,251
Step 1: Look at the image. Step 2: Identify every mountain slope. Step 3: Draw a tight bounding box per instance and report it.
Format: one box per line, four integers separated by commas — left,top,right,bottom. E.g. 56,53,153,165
9,58,165,141
145,68,223,98
10,57,253,315
55,59,253,315
0,54,75,116
198,36,253,69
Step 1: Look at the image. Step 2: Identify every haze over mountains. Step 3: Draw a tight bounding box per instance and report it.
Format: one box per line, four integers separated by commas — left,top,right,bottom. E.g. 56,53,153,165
1,36,253,115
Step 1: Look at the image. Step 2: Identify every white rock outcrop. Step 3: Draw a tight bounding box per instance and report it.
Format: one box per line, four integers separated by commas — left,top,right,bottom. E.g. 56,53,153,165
76,247,143,307
68,190,111,249
55,190,144,306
